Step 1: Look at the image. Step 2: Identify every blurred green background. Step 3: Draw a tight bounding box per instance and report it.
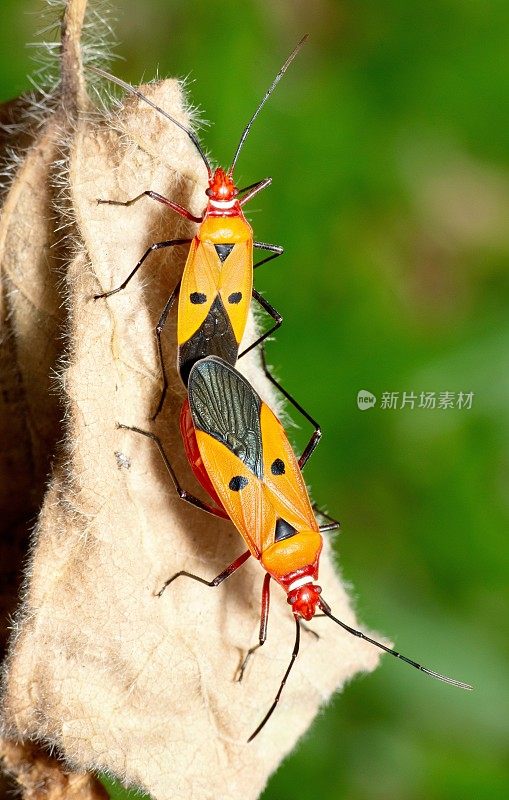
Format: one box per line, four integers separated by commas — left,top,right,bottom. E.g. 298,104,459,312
2,1,508,798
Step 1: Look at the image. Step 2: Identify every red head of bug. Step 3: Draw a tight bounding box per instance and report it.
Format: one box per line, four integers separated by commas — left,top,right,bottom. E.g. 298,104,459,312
205,167,240,216
287,582,323,621
206,167,238,201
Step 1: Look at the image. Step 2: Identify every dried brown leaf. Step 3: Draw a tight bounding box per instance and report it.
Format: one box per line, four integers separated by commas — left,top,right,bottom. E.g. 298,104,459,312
0,120,66,510
0,1,90,543
0,1,96,673
2,74,381,800
0,737,108,800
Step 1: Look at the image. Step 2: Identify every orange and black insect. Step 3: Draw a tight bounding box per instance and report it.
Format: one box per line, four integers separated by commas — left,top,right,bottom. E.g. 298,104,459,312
121,356,472,741
91,36,308,419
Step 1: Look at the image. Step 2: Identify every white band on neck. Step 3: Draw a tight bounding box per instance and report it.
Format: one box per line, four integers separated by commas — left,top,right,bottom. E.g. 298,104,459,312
287,575,314,593
210,198,236,209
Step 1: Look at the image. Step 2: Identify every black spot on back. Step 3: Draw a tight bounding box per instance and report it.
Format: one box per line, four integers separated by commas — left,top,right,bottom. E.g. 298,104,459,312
271,458,285,475
228,291,242,304
214,243,235,263
274,518,297,542
190,292,207,304
229,475,248,491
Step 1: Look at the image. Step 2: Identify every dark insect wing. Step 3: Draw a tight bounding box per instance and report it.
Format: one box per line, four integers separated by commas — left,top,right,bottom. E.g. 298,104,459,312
188,357,263,478
179,296,238,386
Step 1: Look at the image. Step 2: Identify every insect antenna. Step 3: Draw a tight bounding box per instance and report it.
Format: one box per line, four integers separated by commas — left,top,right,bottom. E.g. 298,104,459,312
319,600,473,690
228,34,309,177
247,617,301,742
88,65,212,177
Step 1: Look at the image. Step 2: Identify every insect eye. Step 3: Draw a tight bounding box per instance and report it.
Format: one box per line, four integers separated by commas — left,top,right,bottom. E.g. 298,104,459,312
205,187,212,197
271,458,285,475
229,475,248,491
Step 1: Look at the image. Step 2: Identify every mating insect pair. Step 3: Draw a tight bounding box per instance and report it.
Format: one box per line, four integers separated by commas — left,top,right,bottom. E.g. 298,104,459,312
92,38,472,742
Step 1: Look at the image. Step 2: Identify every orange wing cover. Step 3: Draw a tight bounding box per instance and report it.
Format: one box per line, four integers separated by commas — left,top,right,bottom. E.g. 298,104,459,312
188,357,318,559
178,219,253,348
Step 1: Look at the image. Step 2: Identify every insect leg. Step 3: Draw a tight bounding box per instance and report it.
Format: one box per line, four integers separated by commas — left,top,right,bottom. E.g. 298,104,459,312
238,177,272,206
151,279,181,421
247,617,301,742
116,423,224,517
313,503,340,532
298,426,322,471
253,241,284,269
240,286,325,470
239,289,283,359
238,573,271,682
94,238,191,299
156,549,251,598
318,520,340,533
251,344,323,470
97,190,203,223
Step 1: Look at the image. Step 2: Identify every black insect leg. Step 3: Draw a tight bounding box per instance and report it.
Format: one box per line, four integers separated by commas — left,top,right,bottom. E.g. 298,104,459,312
314,504,340,533
116,423,225,518
241,243,323,468
238,573,271,682
318,520,340,533
253,345,322,471
94,238,191,299
245,243,285,347
239,289,283,359
298,424,322,471
242,281,333,507
238,243,284,358
156,550,251,598
97,190,203,223
253,241,284,269
151,279,181,421
240,315,324,470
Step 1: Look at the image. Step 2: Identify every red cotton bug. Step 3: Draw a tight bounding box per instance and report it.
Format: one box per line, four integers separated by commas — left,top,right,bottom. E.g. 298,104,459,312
90,35,308,420
119,356,473,742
